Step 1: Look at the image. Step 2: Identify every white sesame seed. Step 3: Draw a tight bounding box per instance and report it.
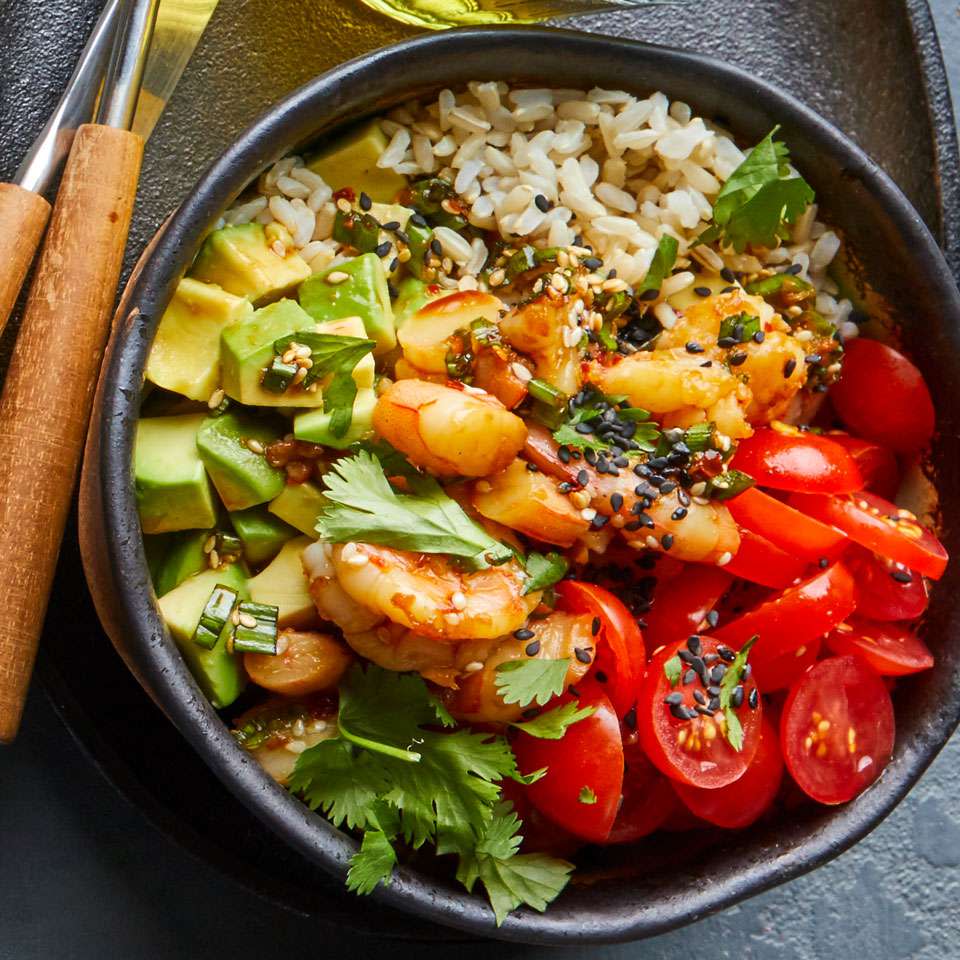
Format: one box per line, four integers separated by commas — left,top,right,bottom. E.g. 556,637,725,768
207,549,220,569
716,551,733,567
284,740,308,754
464,660,484,673
310,719,329,733
239,612,257,629
570,490,590,509
275,633,290,655
689,481,707,496
326,271,350,284
451,590,467,610
203,535,217,555
293,718,306,737
207,388,225,410
645,535,660,550
245,438,265,455
580,507,597,521
511,362,532,382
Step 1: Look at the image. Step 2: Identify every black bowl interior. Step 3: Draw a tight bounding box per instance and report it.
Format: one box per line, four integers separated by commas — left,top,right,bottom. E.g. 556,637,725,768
79,27,960,945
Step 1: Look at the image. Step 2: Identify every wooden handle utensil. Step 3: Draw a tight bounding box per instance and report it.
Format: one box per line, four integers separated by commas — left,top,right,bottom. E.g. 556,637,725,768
0,184,51,338
0,124,142,742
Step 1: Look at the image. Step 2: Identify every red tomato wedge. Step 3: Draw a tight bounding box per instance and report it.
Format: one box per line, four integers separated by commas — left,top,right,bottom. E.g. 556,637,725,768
513,689,624,843
745,636,822,693
497,779,583,859
603,741,678,844
727,487,847,561
731,427,863,494
724,526,809,589
673,715,784,828
791,491,948,580
555,581,646,718
641,565,732,653
714,562,857,683
826,434,899,500
638,635,762,789
848,549,930,621
781,655,894,804
829,338,934,453
825,619,934,676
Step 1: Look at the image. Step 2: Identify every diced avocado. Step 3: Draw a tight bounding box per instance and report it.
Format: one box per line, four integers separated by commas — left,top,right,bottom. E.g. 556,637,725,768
220,298,324,408
196,410,286,511
298,253,396,354
190,223,310,306
135,413,217,534
157,564,247,708
268,481,327,536
143,534,171,592
229,506,297,567
314,315,375,389
146,278,253,401
294,388,376,449
393,276,442,327
248,536,316,628
154,529,211,597
306,119,408,203
405,221,433,280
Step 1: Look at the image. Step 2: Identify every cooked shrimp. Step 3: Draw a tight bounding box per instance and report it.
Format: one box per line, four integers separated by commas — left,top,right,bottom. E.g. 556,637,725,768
244,629,354,696
499,293,583,395
373,378,527,478
656,287,776,352
331,542,540,640
739,330,808,422
303,540,384,634
446,612,595,723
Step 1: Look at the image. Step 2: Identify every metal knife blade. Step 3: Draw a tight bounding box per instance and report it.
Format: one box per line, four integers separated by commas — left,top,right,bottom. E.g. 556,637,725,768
131,0,221,140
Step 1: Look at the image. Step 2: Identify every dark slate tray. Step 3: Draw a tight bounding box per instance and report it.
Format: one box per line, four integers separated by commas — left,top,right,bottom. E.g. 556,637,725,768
1,0,957,939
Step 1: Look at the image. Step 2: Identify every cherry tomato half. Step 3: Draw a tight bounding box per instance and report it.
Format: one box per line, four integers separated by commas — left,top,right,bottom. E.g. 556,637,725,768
673,715,784,828
641,565,732,653
603,741,678,844
513,688,624,843
497,779,583,859
825,619,934,676
781,655,894,804
747,636,823,693
555,581,646,718
829,338,934,453
723,526,809,590
638,635,762,789
827,434,900,500
848,548,930,622
791,490,948,580
731,427,863,494
727,487,847,562
714,562,856,686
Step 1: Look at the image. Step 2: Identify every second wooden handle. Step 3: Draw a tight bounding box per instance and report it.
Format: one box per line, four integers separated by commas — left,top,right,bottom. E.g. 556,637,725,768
0,123,143,743
0,183,51,338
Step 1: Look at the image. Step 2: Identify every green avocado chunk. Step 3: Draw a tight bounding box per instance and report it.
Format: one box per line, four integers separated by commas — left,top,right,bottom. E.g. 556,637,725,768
306,119,408,203
146,278,253,401
190,222,310,306
248,536,316,628
153,529,211,597
404,220,433,280
393,276,442,327
197,410,286,511
294,387,377,449
268,481,327,536
135,413,218,534
157,564,248,709
298,253,396,354
229,505,297,568
220,298,324,408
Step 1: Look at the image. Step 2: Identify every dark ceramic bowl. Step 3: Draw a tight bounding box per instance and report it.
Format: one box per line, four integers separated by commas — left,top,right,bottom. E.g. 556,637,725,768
79,27,960,944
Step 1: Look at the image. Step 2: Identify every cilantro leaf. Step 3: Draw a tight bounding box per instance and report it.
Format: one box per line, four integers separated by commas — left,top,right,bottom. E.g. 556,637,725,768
637,235,679,296
663,654,682,688
551,423,610,454
552,387,660,456
346,830,398,894
578,786,598,805
719,635,758,751
701,127,815,252
494,658,570,707
509,701,596,740
523,551,569,594
316,451,513,565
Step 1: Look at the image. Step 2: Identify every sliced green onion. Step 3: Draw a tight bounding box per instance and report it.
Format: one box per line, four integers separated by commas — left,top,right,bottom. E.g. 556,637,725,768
718,312,761,343
262,357,298,393
684,422,716,453
332,208,381,253
505,245,559,282
709,469,756,501
231,601,279,655
216,532,243,557
527,378,566,409
193,585,239,650
407,177,467,231
746,273,814,301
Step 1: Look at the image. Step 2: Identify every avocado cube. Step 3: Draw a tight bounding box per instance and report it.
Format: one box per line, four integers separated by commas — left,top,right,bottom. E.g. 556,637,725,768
314,315,375,389
393,276,442,327
248,536,316,628
197,410,286,511
190,223,310,306
299,253,396,354
143,534,172,592
306,119,408,204
135,414,217,534
229,506,296,568
146,278,253,401
220,298,324,408
153,529,212,597
294,387,377,449
157,564,248,709
268,481,327,536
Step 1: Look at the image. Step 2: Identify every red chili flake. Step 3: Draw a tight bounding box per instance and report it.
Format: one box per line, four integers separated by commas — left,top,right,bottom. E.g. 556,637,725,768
332,187,356,203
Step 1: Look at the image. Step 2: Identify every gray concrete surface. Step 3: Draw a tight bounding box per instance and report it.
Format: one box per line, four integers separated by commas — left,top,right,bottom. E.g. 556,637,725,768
1,2,959,957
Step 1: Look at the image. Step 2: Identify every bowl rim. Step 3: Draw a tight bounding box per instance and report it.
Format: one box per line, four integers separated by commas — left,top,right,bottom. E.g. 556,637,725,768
80,25,960,944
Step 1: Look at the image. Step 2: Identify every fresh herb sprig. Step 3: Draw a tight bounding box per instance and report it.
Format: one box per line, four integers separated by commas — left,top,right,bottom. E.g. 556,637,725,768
719,636,757,751
551,388,660,456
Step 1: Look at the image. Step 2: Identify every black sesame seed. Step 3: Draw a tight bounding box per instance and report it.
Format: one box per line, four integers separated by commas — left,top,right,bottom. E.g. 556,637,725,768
891,569,913,584
576,469,589,487
683,669,697,685
669,702,690,720
708,696,721,712
672,507,688,521
818,557,830,569
430,238,443,256
585,449,598,465
783,358,798,378
686,341,705,354
710,665,727,684
665,692,684,705
694,286,712,297
375,240,392,258
717,643,735,661
595,670,608,683
749,687,760,709
661,533,675,551
610,492,624,512
514,628,535,641
693,689,707,705
718,336,737,348
805,353,823,365
720,267,736,283
568,684,582,697
720,285,737,294
687,635,702,656
575,422,594,435
639,287,660,301
387,282,399,299
395,229,410,244
753,330,766,344
660,480,678,494
703,653,719,664
678,489,691,507
700,360,713,368
558,448,571,465
786,262,803,275
526,462,539,472
592,616,602,636
359,192,372,211
707,685,721,697
583,256,603,270
389,257,399,273
522,707,540,719
614,456,629,468
678,649,695,664
624,519,642,531
729,351,748,366
624,706,638,730
534,194,551,212
592,514,609,529
575,647,593,664
409,212,428,227
382,220,401,231
731,685,745,708
743,663,753,680
525,639,541,656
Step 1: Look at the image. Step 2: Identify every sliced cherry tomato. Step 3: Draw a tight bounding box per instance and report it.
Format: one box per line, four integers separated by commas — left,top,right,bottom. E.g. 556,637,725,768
641,565,732,653
781,655,894,804
513,688,624,843
825,619,934,676
638,635,762,789
556,581,646,718
727,487,847,562
848,548,930,621
724,526,809,589
791,490,948,579
673,715,784,828
829,338,934,453
714,562,856,683
497,779,583,858
603,741,677,844
745,636,822,693
731,427,863,494
826,434,899,500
